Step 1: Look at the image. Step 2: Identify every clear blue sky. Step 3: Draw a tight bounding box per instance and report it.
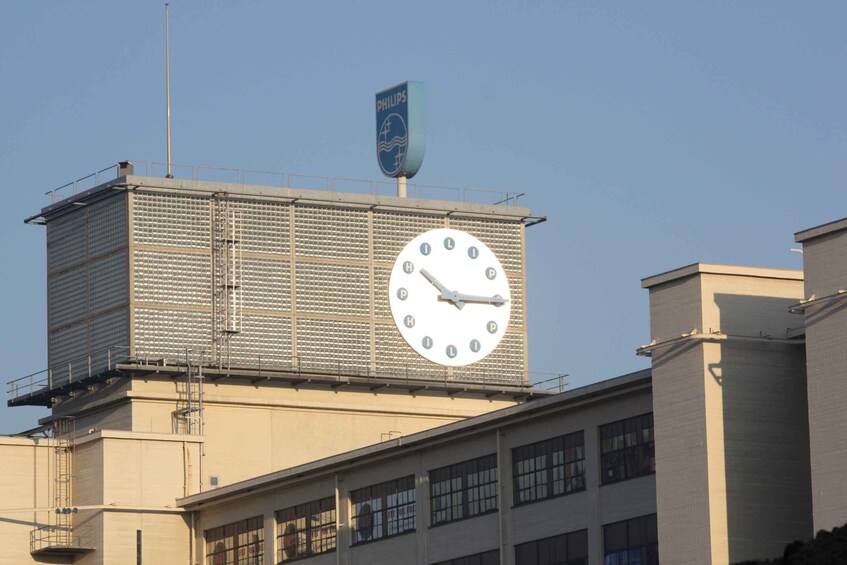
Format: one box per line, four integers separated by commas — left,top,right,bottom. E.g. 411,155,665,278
1,2,844,432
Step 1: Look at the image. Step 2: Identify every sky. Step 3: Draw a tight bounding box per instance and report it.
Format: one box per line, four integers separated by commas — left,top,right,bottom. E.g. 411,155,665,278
0,2,845,433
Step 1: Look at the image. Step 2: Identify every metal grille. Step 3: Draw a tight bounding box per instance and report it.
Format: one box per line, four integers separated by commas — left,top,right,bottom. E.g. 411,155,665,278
374,322,446,379
134,308,212,364
133,193,210,249
49,266,87,329
372,211,444,264
294,206,368,260
87,195,127,256
48,324,87,386
89,310,128,359
508,276,524,328
242,258,290,311
88,251,128,315
295,262,370,317
372,267,392,319
232,200,290,255
47,212,86,272
450,218,523,272
452,331,525,383
228,315,292,369
295,318,371,373
134,250,212,306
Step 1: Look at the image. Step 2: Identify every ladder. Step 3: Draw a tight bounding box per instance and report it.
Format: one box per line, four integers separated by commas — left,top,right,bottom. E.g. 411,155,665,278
212,193,242,368
173,350,205,435
52,417,74,546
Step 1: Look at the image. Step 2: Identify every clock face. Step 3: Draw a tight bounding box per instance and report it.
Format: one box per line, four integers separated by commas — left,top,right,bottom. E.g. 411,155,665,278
388,228,511,366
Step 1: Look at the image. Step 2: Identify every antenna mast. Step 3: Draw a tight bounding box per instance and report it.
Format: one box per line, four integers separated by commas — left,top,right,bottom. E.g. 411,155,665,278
165,3,173,178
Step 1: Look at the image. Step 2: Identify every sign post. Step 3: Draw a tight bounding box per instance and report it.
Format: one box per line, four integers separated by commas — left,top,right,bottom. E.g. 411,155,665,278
375,81,426,197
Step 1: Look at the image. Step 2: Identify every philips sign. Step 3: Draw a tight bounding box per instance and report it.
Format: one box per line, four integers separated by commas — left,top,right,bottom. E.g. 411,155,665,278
376,81,425,179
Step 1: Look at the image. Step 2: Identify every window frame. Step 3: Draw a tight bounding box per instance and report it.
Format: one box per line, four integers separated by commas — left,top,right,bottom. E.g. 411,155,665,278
350,475,416,546
432,548,500,565
276,496,336,563
512,430,586,506
514,528,589,565
430,453,499,526
205,515,264,565
602,513,659,565
599,413,655,485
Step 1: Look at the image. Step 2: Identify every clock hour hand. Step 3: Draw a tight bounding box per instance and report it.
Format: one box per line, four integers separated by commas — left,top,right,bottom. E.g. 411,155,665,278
452,292,509,307
419,269,465,309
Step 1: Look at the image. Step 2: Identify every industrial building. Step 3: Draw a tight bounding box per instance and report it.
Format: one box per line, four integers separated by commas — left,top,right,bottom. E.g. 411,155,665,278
1,162,846,564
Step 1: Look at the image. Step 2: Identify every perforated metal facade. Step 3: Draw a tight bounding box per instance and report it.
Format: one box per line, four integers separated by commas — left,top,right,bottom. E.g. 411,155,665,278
41,179,529,388
46,193,129,383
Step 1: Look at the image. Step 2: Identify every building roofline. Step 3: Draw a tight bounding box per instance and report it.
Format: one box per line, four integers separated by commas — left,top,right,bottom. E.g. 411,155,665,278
795,217,847,243
177,368,651,510
641,262,802,289
28,175,540,225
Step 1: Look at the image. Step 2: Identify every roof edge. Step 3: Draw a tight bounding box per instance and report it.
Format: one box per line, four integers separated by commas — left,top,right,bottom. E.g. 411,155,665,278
641,262,803,289
795,217,847,243
177,368,651,509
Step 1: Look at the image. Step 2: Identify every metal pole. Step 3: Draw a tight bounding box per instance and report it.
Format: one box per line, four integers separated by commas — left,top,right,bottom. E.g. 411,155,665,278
397,175,407,198
165,3,173,179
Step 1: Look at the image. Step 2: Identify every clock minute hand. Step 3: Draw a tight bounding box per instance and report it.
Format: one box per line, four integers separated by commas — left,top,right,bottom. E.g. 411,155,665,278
419,269,465,309
452,292,509,306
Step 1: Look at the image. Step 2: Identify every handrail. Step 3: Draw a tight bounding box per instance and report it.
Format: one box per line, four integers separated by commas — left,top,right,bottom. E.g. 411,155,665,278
7,343,565,403
44,160,528,208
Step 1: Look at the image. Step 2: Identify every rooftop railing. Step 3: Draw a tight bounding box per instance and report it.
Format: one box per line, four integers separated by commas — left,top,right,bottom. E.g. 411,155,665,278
7,344,565,404
44,160,526,208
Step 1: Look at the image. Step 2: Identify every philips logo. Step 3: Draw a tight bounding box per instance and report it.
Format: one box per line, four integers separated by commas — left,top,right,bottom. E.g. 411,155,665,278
377,113,408,176
376,91,407,113
375,81,424,179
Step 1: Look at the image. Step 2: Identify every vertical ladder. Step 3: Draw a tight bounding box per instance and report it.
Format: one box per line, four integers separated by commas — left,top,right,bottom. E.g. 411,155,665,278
212,193,242,368
52,417,74,546
173,349,205,435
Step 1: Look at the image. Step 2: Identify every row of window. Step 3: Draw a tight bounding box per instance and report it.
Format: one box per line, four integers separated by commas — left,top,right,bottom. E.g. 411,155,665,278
441,516,658,565
205,413,654,562
204,514,657,565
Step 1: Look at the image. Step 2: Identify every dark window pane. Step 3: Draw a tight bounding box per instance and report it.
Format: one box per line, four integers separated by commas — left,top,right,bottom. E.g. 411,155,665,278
568,530,589,560
604,521,629,553
515,542,539,565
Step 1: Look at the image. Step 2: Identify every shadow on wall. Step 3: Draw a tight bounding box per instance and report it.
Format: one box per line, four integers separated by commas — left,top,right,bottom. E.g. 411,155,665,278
712,293,812,563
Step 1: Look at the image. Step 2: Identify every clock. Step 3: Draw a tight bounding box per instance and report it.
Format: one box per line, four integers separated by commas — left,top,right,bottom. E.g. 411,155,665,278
388,228,511,366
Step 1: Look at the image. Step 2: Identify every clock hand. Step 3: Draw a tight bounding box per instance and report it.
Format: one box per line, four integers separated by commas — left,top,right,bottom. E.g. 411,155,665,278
419,269,465,309
451,292,509,306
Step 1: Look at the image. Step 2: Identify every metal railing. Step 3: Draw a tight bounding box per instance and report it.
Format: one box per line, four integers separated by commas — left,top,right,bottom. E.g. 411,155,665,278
7,342,566,403
30,524,93,553
529,372,570,393
7,345,133,402
44,160,526,208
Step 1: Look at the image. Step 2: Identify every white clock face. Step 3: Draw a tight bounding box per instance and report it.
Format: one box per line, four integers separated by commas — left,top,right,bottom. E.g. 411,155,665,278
388,228,511,366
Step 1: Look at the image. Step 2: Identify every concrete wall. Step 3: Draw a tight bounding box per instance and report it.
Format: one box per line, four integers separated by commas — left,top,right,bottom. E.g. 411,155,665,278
797,223,847,532
0,438,53,565
190,381,655,565
50,377,520,489
644,264,810,565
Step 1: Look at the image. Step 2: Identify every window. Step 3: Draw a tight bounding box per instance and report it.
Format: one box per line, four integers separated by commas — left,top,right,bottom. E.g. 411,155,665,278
430,453,498,525
512,431,585,505
433,549,500,565
515,529,588,565
350,476,416,545
603,514,658,565
600,413,655,485
276,496,336,562
205,516,264,565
